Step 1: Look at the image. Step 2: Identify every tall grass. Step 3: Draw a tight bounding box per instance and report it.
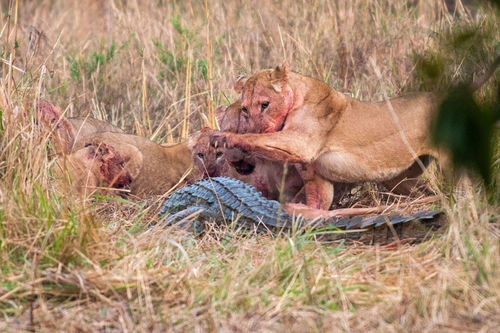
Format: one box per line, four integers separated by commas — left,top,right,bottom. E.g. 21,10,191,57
0,0,498,331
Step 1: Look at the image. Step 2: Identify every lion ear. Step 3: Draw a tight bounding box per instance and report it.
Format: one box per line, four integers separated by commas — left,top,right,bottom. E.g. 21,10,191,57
186,135,197,151
200,127,213,133
272,62,289,82
271,83,282,93
187,129,209,151
37,100,61,125
233,75,247,93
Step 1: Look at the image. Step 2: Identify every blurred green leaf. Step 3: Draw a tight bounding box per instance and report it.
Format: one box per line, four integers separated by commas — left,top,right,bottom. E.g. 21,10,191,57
431,85,498,184
414,7,499,186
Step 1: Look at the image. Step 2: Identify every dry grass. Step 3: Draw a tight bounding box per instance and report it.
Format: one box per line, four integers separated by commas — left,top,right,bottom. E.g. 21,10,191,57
0,0,499,331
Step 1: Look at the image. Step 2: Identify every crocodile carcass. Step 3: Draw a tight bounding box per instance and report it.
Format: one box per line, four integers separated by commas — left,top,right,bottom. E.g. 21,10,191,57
160,177,443,243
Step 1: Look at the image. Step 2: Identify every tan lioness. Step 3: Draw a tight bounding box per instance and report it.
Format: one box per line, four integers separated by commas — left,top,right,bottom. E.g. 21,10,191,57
189,102,304,203
39,101,193,197
214,64,445,210
61,132,193,196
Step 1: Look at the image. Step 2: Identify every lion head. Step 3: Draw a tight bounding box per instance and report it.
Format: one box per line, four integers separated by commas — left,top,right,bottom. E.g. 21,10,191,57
235,63,294,133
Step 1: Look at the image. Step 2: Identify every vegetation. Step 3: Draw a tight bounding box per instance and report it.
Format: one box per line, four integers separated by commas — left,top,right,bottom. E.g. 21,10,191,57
0,0,498,331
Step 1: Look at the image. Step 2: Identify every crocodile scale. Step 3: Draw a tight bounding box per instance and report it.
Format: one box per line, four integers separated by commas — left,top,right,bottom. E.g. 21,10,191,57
160,177,441,232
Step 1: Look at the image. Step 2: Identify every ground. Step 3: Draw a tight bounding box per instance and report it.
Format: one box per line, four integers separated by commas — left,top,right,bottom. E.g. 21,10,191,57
0,1,499,332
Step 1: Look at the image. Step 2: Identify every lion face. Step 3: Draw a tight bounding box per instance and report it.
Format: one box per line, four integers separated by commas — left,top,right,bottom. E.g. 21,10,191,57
236,64,294,133
190,129,229,178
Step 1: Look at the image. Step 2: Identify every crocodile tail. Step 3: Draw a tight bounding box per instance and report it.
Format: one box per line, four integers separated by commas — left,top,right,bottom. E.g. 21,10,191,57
322,209,441,230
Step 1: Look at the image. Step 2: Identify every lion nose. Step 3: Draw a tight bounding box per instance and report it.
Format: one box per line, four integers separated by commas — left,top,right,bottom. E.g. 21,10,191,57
248,120,260,133
206,166,218,177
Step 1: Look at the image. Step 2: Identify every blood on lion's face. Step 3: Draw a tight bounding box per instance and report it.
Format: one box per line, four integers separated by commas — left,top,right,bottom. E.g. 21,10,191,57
190,131,229,178
237,64,294,133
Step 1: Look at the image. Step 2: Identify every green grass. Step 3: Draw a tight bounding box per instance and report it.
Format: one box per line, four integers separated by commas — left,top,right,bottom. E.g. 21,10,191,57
0,0,498,331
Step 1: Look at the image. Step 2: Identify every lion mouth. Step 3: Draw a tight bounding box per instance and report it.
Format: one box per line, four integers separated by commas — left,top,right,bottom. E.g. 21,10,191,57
230,160,255,175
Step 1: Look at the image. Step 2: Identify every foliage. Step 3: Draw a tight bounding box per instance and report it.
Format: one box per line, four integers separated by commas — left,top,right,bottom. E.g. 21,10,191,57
415,14,499,185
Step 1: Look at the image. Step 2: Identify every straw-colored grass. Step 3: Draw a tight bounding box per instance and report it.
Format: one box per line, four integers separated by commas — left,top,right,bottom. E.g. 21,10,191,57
0,0,498,331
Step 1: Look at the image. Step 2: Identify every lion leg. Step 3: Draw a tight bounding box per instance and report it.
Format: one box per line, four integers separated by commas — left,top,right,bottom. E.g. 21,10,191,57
284,164,333,212
216,131,320,164
381,155,432,195
54,148,100,195
304,175,333,210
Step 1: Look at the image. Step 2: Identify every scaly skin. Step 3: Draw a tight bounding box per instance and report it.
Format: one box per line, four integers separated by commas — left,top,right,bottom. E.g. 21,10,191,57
160,177,441,234
161,177,291,230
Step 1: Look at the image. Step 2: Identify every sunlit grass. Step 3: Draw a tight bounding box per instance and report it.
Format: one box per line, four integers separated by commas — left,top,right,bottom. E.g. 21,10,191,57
0,0,498,331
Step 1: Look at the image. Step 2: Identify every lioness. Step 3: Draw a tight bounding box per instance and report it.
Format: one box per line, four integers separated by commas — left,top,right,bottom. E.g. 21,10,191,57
40,101,193,196
215,64,446,210
63,132,192,196
189,102,304,203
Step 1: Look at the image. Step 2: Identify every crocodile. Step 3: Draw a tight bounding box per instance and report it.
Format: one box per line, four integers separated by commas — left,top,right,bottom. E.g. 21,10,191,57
159,177,442,241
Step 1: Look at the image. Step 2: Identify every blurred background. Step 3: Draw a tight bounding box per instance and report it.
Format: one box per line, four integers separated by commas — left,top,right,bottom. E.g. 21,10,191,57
2,0,497,141
0,2,498,331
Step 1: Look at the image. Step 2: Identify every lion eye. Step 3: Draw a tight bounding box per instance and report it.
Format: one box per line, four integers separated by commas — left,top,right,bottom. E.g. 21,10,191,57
197,153,205,159
241,107,248,114
261,101,269,111
215,151,223,159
